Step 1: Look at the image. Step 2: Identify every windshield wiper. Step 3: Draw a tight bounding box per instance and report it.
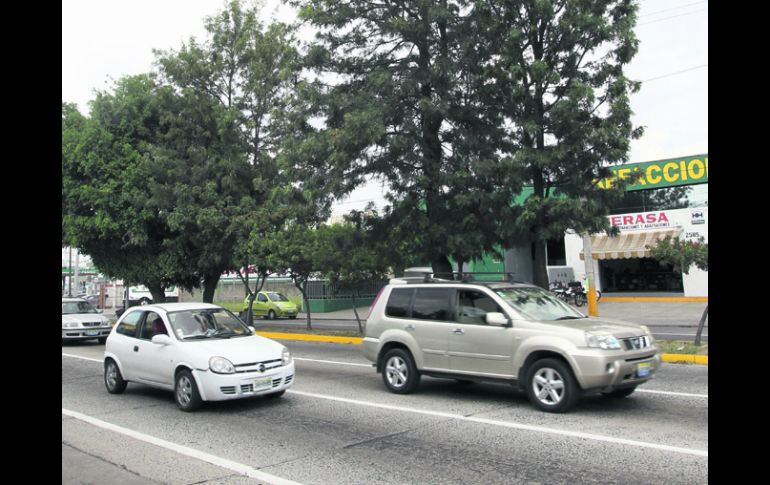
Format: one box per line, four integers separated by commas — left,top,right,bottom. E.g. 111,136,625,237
555,316,583,320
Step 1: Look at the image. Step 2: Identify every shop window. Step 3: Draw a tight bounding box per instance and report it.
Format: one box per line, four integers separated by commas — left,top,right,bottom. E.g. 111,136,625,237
547,236,566,266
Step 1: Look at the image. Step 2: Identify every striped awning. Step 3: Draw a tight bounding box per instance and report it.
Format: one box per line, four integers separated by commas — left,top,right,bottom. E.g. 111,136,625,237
579,228,682,260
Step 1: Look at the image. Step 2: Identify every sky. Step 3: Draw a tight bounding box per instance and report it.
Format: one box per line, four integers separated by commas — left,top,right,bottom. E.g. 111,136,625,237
62,0,708,215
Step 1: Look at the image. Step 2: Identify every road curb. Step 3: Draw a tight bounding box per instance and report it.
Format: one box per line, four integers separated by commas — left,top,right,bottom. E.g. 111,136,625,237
256,331,709,365
601,297,707,302
661,353,708,365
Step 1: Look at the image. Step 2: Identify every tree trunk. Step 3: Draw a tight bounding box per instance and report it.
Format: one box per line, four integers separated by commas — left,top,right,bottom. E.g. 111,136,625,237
352,289,362,334
432,255,454,280
694,304,708,346
295,280,311,330
202,273,220,303
454,255,466,280
146,282,166,304
532,240,549,289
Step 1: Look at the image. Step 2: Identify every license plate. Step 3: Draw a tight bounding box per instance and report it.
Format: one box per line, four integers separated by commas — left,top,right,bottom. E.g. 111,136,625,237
253,376,272,390
637,362,651,377
85,331,99,336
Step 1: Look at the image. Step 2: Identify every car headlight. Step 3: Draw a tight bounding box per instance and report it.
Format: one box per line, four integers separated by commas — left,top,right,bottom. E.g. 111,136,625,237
209,356,235,374
585,332,621,350
62,321,79,328
282,348,292,366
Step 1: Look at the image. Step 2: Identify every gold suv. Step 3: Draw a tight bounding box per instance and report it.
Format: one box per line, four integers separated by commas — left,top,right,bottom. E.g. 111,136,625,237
363,279,661,413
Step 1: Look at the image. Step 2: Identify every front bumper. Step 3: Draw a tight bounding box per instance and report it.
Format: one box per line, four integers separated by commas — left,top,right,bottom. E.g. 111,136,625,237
62,328,111,341
571,346,661,391
195,361,295,402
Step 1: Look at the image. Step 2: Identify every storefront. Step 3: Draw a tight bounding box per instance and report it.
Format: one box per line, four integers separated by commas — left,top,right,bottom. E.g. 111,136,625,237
564,206,708,296
503,154,708,297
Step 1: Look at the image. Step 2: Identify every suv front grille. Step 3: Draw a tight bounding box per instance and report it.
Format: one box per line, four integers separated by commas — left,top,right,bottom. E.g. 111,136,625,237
82,322,101,327
621,336,652,350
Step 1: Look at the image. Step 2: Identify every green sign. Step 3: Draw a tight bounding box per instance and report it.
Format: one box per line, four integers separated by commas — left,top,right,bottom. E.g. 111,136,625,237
596,154,708,191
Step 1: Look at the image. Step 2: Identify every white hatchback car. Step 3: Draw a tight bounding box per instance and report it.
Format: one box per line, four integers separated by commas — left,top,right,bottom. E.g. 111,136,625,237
104,302,295,411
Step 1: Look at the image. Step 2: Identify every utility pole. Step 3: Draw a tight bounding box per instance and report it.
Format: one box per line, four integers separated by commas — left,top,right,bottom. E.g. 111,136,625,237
582,234,599,317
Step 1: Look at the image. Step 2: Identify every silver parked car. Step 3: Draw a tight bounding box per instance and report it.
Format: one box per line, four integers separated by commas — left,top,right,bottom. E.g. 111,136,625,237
363,279,661,413
62,297,112,344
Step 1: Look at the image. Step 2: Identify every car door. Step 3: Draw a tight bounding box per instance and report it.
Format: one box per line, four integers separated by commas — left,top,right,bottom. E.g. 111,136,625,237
448,289,517,378
407,287,453,371
254,292,269,317
132,311,175,387
111,310,144,381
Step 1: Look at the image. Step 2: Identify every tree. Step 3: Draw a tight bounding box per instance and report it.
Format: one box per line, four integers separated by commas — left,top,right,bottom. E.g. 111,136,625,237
649,235,708,345
470,0,645,288
316,222,391,333
264,224,323,330
62,78,201,303
293,0,524,279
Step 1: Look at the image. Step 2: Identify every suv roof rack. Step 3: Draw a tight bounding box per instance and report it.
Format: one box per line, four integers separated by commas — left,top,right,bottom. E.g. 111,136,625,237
392,272,523,285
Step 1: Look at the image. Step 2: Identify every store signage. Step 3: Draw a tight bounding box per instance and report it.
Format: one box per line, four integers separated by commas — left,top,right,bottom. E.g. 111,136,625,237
609,211,677,231
691,210,705,225
596,154,708,191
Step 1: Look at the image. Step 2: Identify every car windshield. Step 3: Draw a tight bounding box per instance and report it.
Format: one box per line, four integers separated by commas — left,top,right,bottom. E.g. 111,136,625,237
267,292,289,302
168,308,252,340
494,287,585,321
62,301,98,315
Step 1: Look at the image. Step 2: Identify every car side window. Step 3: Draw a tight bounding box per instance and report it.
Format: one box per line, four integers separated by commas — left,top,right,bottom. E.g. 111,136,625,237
258,294,268,302
138,312,164,340
456,290,503,324
385,288,414,318
412,288,452,321
116,311,142,338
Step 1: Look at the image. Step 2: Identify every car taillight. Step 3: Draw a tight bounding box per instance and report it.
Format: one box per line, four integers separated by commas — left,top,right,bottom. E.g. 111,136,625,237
367,286,386,320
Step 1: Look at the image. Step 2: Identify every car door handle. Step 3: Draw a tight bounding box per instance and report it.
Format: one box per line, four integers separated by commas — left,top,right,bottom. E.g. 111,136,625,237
405,324,415,331
133,345,139,352
453,329,464,335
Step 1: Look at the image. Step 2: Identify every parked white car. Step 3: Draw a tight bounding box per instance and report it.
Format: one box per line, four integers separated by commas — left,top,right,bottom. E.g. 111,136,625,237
62,298,112,344
103,302,294,411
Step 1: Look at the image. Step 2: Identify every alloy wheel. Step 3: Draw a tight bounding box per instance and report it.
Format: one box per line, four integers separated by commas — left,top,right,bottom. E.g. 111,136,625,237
177,375,192,407
532,367,565,406
385,356,408,389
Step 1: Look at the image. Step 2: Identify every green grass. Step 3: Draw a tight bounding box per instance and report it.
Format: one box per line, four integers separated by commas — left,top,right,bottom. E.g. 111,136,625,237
657,340,708,355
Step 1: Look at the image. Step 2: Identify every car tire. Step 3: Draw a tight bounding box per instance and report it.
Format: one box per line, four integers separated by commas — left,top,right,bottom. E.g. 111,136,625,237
381,348,420,394
525,358,580,413
268,310,276,320
104,359,127,394
98,337,108,345
602,387,636,399
289,316,297,320
265,390,286,399
174,370,203,412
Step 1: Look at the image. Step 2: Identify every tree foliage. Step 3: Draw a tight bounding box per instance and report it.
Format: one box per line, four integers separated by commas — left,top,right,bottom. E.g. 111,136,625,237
649,236,708,275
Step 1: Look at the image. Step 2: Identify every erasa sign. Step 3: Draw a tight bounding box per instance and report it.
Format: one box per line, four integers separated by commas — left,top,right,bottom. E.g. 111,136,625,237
596,154,708,191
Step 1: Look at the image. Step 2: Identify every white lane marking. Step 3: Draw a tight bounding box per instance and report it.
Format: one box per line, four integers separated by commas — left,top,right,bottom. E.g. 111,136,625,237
637,389,708,398
294,357,372,367
62,408,302,485
63,353,708,398
291,356,709,398
62,353,102,363
287,390,707,458
655,333,707,337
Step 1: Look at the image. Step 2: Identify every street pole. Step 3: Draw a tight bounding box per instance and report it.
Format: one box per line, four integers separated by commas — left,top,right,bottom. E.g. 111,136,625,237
68,247,72,296
582,234,599,317
74,249,80,296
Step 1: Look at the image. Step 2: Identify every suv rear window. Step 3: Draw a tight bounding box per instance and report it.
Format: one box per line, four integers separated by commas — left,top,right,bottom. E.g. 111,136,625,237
385,288,414,318
412,288,452,321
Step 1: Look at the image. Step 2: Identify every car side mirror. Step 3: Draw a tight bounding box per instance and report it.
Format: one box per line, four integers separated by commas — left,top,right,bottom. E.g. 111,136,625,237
151,334,173,346
248,326,256,334
486,312,511,327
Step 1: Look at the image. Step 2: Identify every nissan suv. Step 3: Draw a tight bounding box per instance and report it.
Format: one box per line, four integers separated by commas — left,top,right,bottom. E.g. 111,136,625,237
362,279,661,413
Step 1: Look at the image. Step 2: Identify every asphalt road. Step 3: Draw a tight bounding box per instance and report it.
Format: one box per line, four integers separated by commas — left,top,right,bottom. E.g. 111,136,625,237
62,340,708,485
